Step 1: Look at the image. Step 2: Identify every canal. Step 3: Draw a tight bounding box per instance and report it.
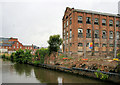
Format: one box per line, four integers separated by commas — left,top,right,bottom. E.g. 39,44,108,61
1,58,114,84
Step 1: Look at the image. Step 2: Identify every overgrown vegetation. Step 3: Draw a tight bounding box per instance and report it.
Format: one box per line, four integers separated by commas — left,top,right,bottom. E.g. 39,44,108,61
35,48,49,64
94,68,109,80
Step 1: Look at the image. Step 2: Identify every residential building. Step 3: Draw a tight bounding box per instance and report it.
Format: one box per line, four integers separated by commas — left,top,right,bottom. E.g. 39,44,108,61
62,7,120,57
0,37,39,54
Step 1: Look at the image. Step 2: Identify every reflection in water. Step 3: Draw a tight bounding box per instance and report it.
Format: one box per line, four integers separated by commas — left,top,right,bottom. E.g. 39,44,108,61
14,64,32,77
2,59,114,84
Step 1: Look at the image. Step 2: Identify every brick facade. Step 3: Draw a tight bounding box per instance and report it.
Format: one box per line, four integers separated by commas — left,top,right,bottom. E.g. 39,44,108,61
0,37,39,54
62,7,120,57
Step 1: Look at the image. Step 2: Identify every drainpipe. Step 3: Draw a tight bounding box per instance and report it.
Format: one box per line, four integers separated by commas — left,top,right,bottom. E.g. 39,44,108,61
92,13,95,56
114,17,117,58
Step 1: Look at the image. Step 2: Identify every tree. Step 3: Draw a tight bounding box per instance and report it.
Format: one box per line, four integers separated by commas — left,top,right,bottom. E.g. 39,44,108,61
47,34,63,55
15,49,24,63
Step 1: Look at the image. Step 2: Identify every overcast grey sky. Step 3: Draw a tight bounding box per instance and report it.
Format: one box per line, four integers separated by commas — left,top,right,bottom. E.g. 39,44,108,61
0,0,120,47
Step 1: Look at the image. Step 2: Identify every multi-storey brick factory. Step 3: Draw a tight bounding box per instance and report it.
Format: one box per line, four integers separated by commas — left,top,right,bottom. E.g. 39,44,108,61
62,7,120,57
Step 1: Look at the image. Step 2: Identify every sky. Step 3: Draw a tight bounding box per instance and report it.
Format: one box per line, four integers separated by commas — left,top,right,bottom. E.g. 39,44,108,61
0,0,120,47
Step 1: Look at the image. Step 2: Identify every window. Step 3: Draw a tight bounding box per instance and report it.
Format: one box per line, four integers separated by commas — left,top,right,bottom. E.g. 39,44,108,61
64,23,65,28
95,30,99,38
67,31,68,39
78,16,82,23
95,43,99,47
117,44,120,47
14,46,15,48
20,46,22,49
109,31,113,39
102,44,107,47
66,16,68,19
17,46,18,48
117,31,120,40
70,43,72,46
109,20,113,26
63,35,65,40
78,43,83,47
0,46,1,48
70,29,72,38
86,17,91,24
94,18,99,25
116,21,119,27
78,28,83,38
109,44,113,47
102,30,107,39
17,42,18,44
102,19,106,26
86,43,89,47
86,29,91,38
66,20,68,26
70,17,72,25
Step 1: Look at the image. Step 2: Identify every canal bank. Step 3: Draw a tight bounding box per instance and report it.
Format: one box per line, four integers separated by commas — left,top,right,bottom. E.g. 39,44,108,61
2,58,113,84
28,62,120,84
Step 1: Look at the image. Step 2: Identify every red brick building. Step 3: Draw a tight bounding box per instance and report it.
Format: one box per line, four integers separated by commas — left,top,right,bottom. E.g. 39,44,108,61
62,7,120,57
0,37,39,54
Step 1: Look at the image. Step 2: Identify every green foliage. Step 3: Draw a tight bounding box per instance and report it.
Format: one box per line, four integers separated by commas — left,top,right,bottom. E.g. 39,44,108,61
117,53,120,59
2,54,5,58
23,49,32,64
94,68,109,80
33,61,41,66
59,55,64,59
35,48,49,64
47,34,62,54
10,52,16,62
15,49,25,63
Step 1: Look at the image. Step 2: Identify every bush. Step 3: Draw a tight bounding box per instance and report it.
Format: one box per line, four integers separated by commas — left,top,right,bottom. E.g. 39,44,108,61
117,53,120,59
35,48,49,64
33,61,41,66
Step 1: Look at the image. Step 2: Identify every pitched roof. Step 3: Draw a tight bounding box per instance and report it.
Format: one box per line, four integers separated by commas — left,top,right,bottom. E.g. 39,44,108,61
0,37,15,47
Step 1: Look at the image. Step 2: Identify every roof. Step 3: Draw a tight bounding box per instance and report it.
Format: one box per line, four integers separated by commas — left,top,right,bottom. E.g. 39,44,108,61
0,37,15,47
65,7,120,17
74,9,120,17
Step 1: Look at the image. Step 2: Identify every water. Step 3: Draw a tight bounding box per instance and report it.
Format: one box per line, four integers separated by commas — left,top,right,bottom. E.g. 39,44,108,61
1,59,113,84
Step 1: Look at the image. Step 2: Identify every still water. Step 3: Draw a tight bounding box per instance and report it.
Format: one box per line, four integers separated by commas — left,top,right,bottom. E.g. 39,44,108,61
1,59,113,83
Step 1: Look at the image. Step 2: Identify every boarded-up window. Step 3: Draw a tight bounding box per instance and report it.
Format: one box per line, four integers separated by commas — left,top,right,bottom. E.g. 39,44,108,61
86,29,91,38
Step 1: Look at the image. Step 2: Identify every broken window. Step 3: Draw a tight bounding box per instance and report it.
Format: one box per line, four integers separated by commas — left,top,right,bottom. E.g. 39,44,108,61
86,29,91,38
64,23,65,28
86,43,89,47
109,31,113,39
95,30,99,38
102,19,106,26
66,31,68,39
102,30,107,39
116,21,119,27
86,17,91,24
66,20,68,26
78,28,83,38
94,18,99,25
63,35,65,40
102,44,107,47
109,44,114,47
70,29,72,38
78,43,83,47
95,43,99,47
70,43,72,46
117,31,120,40
70,17,72,25
109,20,113,26
78,16,82,23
